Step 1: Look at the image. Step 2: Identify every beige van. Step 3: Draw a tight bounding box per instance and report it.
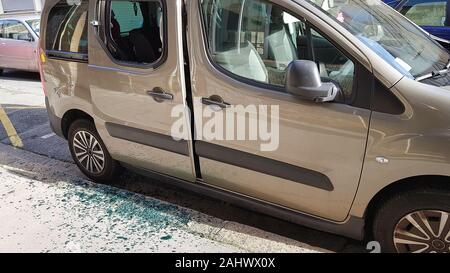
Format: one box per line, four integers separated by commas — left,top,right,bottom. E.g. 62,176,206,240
41,0,450,253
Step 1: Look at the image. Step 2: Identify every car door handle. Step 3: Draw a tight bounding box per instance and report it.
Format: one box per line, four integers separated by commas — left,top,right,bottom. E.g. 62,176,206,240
147,88,174,102
202,95,231,109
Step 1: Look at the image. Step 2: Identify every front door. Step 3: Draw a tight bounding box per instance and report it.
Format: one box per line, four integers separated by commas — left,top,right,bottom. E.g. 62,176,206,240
88,0,196,181
189,0,372,222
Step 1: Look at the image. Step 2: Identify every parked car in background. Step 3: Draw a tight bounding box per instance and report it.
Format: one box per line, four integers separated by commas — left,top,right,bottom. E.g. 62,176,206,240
386,0,450,44
0,16,40,74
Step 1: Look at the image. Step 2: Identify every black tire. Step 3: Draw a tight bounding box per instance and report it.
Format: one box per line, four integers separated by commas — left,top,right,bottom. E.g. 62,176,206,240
68,119,122,183
373,186,450,253
0,69,3,75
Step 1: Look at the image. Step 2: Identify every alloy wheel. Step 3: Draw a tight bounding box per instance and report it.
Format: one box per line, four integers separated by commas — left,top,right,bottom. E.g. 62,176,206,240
393,210,450,253
73,130,105,174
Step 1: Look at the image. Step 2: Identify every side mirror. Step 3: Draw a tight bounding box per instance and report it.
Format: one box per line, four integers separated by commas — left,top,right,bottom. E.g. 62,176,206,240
285,60,339,103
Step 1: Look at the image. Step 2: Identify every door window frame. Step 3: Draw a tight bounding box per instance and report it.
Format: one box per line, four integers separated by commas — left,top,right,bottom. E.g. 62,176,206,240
198,0,371,107
94,0,168,70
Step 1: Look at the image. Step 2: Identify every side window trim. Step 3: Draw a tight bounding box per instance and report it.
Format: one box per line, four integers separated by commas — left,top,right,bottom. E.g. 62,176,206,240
46,49,89,62
46,51,88,63
94,0,168,70
371,79,405,115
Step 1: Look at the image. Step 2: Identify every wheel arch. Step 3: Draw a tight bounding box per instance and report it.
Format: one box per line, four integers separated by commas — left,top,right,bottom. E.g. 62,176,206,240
363,175,450,239
61,109,94,139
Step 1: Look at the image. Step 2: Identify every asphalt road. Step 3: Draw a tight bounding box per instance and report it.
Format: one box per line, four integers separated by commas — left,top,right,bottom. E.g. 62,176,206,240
0,69,366,253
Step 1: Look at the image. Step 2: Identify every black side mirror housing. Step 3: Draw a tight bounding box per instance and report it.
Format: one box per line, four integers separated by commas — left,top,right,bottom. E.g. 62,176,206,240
285,60,339,103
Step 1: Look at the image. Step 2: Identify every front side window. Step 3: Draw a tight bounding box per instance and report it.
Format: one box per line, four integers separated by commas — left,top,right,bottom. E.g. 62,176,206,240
399,0,448,27
105,0,164,65
46,0,88,55
201,0,355,99
3,21,32,41
308,0,450,83
26,19,41,36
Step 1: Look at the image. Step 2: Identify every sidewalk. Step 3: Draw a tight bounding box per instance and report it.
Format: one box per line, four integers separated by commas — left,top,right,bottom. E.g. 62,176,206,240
0,143,323,253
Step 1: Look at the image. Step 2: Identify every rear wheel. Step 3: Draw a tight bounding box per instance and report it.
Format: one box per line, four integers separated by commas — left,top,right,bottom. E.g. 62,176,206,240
68,119,121,183
373,187,450,253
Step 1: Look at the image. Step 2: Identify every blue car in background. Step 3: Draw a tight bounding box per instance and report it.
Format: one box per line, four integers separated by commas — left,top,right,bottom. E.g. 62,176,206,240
386,0,450,41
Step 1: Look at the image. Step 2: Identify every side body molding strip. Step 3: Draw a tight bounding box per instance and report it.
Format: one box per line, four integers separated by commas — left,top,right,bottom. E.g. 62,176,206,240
195,141,334,191
105,122,190,156
105,123,333,191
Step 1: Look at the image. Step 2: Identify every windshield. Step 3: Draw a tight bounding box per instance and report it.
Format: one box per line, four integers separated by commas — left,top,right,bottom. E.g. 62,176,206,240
26,19,40,36
308,0,450,79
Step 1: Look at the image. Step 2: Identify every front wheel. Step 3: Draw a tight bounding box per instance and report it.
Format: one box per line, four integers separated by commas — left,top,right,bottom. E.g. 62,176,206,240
68,119,121,183
373,187,450,253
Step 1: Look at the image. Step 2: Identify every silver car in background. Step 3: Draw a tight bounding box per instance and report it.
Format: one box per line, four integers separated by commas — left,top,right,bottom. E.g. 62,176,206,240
0,15,40,74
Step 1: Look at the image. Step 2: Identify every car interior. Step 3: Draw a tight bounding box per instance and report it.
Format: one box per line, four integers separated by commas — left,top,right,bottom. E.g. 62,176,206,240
203,0,353,97
107,0,163,64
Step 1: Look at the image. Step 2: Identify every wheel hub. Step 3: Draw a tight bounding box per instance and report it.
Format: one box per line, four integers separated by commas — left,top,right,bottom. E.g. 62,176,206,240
431,239,446,251
393,210,450,253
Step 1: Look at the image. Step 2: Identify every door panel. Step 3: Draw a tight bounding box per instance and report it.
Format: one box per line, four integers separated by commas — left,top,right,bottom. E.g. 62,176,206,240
88,0,196,182
190,0,371,222
193,88,370,221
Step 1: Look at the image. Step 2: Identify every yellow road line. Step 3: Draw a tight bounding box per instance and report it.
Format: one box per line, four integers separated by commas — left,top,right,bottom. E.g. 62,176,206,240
0,105,23,148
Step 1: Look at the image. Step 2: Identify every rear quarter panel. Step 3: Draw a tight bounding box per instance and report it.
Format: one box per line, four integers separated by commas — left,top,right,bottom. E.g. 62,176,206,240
40,0,93,122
